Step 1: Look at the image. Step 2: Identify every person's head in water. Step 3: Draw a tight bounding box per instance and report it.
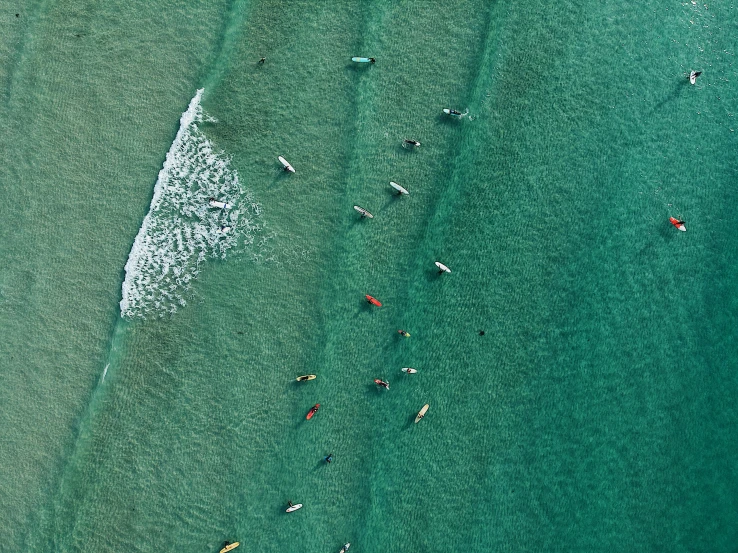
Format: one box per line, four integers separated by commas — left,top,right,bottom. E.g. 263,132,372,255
370,58,376,64
479,330,485,336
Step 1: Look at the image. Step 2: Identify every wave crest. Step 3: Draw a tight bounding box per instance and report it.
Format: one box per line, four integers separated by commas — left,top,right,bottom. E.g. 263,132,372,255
120,89,262,319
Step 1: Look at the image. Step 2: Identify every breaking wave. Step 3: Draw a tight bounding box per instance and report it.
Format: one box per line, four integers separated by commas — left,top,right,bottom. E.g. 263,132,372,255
120,89,263,319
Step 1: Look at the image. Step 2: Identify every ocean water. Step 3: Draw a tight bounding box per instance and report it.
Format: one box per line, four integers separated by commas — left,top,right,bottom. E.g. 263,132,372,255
1,1,737,552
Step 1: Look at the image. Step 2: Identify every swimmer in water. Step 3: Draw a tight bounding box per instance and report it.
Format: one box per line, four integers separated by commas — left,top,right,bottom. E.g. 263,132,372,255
403,139,420,148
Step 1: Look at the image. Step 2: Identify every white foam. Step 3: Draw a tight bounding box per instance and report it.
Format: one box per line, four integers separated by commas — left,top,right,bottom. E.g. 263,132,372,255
120,89,263,319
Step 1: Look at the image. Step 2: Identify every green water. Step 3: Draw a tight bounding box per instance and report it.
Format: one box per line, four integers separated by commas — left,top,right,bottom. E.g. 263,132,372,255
1,1,737,552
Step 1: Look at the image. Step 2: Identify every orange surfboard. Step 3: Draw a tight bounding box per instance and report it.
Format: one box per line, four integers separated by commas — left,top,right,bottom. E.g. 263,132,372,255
306,404,320,420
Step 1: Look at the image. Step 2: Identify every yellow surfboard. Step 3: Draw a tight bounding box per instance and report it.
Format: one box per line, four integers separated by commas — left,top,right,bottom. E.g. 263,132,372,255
296,375,316,382
220,543,239,553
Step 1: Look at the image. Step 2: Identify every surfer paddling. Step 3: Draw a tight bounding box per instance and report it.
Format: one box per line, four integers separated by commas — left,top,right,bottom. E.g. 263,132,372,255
669,217,686,232
374,379,390,390
403,139,421,148
398,329,410,337
435,261,451,274
689,70,701,85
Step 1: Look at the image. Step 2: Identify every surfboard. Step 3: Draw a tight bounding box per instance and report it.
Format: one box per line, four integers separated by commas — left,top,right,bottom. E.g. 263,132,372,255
669,217,687,232
365,295,382,307
340,544,351,553
354,205,374,218
415,404,429,423
398,330,411,337
390,181,409,195
296,375,316,382
435,261,451,273
220,543,240,553
306,404,320,420
351,57,372,63
443,108,463,116
286,503,303,513
278,156,295,172
209,199,231,210
690,71,697,85
402,368,417,374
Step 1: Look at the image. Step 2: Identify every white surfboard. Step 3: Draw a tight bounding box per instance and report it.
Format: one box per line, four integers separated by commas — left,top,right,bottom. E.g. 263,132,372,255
209,199,231,210
690,71,697,85
351,57,374,63
415,404,429,423
443,108,463,117
435,261,451,273
401,368,417,374
353,205,374,218
286,503,303,513
279,156,295,172
390,181,409,195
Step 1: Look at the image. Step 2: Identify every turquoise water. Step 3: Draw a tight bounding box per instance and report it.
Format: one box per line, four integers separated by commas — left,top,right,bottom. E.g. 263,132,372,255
1,1,737,552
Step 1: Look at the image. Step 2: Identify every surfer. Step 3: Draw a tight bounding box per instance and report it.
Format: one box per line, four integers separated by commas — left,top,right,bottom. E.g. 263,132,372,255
403,139,420,148
258,57,266,64
375,379,390,390
369,57,376,64
325,454,333,463
479,330,485,336
690,70,701,84
398,330,409,337
669,217,687,231
287,501,294,508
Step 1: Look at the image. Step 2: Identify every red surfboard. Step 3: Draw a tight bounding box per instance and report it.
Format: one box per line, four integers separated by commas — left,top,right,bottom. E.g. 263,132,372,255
306,404,320,420
366,295,382,307
669,217,686,232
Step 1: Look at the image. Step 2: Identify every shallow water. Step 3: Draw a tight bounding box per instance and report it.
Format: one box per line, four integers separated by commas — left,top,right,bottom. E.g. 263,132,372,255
1,1,737,552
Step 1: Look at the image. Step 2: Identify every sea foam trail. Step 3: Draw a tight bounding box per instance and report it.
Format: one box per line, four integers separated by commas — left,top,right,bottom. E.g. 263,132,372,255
120,89,262,319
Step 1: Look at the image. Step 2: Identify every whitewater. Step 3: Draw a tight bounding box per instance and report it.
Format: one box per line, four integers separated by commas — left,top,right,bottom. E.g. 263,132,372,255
120,89,263,318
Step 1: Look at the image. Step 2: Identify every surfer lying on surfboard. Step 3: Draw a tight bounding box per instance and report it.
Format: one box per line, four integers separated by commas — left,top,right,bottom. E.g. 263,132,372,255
669,217,686,231
403,139,421,148
374,379,390,390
